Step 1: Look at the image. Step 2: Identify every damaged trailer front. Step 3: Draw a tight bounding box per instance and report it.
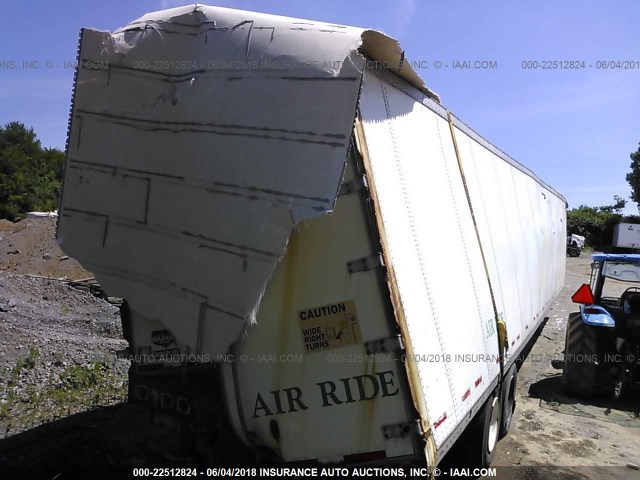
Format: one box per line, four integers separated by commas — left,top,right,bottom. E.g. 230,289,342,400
57,4,567,470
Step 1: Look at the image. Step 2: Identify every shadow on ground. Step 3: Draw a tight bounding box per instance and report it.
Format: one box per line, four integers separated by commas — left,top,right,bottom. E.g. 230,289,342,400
0,403,176,479
0,402,254,480
528,375,640,427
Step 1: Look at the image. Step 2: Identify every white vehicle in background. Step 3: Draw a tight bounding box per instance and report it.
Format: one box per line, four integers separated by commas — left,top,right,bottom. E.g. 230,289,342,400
567,234,585,257
57,4,567,471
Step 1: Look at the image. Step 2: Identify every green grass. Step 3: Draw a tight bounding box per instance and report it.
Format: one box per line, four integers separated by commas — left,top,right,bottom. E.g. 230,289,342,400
43,361,127,411
0,351,128,427
13,346,39,376
0,347,40,420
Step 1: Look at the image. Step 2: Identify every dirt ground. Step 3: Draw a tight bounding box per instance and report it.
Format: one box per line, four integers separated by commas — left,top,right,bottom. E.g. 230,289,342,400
0,217,91,279
1,218,639,479
488,256,640,480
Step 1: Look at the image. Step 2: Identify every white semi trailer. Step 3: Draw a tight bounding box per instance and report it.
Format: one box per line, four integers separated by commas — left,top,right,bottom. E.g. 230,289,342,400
57,4,567,471
613,223,640,249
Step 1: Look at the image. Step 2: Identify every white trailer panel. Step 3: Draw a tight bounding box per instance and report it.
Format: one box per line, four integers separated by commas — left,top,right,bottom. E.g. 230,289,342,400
451,116,566,363
358,71,501,451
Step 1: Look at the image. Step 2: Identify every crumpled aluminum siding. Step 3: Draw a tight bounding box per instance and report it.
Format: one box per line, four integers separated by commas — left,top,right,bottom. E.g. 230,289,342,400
57,4,429,357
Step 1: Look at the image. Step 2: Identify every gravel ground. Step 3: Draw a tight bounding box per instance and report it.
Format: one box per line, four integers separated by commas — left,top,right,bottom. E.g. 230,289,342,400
0,272,129,439
0,218,140,479
0,217,130,440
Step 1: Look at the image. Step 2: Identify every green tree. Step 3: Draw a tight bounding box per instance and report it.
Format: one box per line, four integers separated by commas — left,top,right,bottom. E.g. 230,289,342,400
567,196,631,248
598,195,626,214
0,122,65,220
626,143,640,211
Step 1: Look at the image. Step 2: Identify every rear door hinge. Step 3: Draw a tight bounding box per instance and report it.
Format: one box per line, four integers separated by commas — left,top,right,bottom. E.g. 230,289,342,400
383,420,423,439
347,253,384,274
365,334,404,354
338,175,368,196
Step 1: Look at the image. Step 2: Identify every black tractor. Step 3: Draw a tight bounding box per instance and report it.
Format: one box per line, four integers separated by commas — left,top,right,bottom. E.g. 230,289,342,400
563,254,640,398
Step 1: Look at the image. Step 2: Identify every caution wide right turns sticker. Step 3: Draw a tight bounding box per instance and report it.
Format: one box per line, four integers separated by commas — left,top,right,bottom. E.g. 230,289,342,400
298,300,362,352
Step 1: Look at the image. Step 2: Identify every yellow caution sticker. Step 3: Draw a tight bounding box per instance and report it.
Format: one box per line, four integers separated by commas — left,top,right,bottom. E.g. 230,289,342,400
298,300,362,352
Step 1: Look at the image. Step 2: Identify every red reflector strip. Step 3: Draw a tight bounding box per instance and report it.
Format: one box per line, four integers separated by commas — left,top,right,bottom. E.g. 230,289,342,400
434,413,447,429
462,389,471,401
475,376,483,387
584,308,600,314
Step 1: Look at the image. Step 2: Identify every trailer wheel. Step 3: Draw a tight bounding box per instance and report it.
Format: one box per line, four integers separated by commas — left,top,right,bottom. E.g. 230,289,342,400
562,312,597,397
464,394,501,468
499,363,517,439
481,395,501,467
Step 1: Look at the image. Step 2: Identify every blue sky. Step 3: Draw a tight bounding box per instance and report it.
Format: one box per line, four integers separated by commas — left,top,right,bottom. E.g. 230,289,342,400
1,0,638,212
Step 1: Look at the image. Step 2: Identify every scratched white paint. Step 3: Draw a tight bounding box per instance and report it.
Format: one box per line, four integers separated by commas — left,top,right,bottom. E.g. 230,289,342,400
58,5,427,359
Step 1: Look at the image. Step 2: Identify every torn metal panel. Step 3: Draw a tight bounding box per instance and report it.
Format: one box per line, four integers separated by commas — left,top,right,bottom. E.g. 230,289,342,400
359,30,439,102
58,5,434,359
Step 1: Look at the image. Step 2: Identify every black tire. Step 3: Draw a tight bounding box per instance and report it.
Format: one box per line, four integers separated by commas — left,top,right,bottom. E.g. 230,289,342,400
562,312,598,397
462,394,501,468
499,363,517,439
